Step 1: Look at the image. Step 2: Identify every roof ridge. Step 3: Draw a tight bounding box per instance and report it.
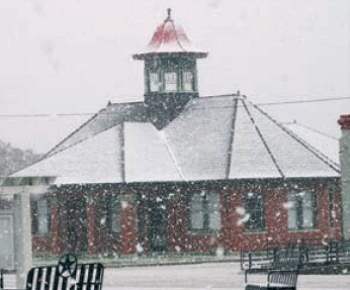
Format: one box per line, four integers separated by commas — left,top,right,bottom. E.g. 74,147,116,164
164,94,242,128
119,123,126,183
110,99,143,105
158,130,187,181
247,99,341,173
159,97,197,130
225,98,239,179
169,19,187,52
241,99,285,178
45,102,147,158
199,93,241,99
45,123,123,160
44,109,103,158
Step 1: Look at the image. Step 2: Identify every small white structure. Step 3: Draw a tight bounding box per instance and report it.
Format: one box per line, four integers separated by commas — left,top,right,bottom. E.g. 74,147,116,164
0,210,14,269
0,184,48,288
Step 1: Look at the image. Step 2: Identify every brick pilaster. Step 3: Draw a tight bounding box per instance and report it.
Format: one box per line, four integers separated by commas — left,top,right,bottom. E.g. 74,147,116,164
120,193,137,255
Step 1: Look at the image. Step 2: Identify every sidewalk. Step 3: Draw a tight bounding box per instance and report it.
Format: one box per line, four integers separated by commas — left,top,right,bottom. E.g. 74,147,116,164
34,253,240,268
103,262,350,290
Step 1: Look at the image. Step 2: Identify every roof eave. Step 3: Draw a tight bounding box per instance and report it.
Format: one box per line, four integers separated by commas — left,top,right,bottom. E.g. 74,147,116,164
132,51,208,60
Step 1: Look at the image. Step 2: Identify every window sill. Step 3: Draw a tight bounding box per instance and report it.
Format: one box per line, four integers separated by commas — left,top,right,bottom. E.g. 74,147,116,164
189,229,220,236
110,231,121,237
32,233,51,238
147,91,197,95
179,90,195,93
244,230,267,235
288,228,319,233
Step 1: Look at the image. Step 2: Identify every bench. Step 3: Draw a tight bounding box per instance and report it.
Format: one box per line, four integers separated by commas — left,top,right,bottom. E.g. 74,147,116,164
245,269,298,290
1,254,104,290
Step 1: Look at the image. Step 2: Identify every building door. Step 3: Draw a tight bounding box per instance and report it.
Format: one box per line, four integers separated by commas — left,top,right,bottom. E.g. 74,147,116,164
149,197,167,253
0,214,14,269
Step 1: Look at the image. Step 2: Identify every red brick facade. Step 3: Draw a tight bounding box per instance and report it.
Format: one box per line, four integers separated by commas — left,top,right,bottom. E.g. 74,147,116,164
31,179,342,256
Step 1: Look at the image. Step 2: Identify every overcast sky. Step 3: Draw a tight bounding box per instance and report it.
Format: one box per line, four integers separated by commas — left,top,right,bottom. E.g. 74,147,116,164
0,0,349,154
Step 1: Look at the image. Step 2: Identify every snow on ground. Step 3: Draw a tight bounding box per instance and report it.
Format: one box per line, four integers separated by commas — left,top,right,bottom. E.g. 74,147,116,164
103,262,350,290
4,262,350,290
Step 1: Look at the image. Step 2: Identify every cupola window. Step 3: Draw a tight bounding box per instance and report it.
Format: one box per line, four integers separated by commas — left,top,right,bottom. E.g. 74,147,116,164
183,71,194,91
164,72,177,92
149,72,161,92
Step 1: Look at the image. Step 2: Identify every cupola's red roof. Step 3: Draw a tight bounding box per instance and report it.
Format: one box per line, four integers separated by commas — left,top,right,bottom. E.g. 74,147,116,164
133,9,207,60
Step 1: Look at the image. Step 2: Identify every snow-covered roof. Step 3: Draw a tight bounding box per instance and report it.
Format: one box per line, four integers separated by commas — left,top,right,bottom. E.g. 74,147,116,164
133,9,207,60
13,125,124,184
285,122,339,164
10,95,340,185
45,100,147,157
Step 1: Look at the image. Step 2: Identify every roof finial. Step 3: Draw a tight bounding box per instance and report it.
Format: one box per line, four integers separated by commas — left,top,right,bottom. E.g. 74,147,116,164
166,8,172,20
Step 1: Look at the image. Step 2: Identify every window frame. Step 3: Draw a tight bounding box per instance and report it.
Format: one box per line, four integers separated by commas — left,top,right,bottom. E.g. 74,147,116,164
149,71,161,93
164,71,178,92
287,191,316,231
244,192,266,233
106,195,122,234
31,197,51,236
189,191,221,233
328,185,337,228
182,71,194,92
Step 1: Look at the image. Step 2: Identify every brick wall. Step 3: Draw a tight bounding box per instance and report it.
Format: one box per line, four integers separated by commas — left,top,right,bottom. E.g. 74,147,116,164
32,180,342,256
166,182,342,254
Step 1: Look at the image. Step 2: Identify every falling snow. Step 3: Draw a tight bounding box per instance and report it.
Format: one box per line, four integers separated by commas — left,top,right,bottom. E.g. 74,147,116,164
0,2,349,290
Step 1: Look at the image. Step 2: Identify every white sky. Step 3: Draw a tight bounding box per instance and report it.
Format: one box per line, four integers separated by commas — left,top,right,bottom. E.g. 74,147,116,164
0,0,349,153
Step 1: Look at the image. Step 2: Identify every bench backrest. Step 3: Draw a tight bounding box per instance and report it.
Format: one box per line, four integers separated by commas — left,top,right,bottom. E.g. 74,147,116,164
267,270,298,287
26,263,104,290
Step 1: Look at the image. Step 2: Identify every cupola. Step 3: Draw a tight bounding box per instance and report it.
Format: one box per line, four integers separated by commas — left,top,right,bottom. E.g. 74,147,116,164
133,9,208,129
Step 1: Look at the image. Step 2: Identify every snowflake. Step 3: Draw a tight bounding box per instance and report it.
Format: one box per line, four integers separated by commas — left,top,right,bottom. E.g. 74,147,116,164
216,246,224,257
237,213,250,225
283,201,294,209
235,207,246,216
136,243,144,253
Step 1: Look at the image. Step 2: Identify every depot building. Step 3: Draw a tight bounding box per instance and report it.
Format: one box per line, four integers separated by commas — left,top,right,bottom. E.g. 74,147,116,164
0,10,343,257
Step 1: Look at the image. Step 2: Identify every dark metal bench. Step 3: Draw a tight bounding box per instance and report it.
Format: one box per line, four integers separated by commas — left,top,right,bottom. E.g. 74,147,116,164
241,239,350,273
245,269,298,290
1,254,104,290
